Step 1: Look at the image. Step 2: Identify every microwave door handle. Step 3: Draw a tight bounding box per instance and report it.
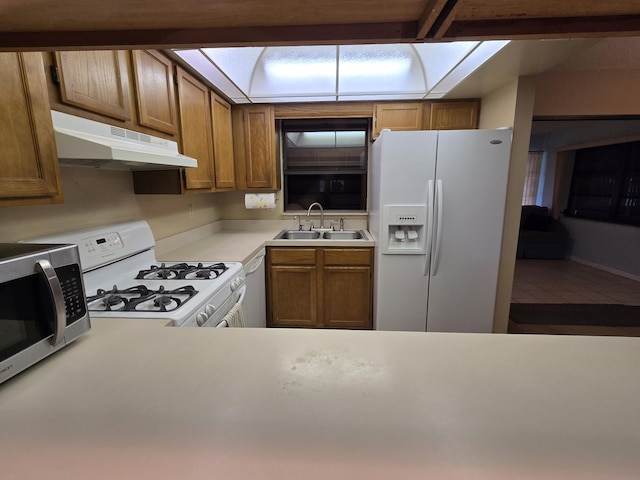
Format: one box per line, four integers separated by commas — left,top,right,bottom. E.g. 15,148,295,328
35,260,66,347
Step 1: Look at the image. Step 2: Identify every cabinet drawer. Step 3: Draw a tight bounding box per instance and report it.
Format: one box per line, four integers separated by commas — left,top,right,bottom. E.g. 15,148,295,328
323,248,371,266
269,248,316,265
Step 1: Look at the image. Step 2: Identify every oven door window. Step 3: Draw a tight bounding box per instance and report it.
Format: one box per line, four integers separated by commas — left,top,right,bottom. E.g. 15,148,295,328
0,274,55,362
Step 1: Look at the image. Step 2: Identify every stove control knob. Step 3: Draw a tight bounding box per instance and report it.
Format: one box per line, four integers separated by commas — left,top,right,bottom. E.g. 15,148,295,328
205,304,216,315
196,312,208,327
230,277,242,291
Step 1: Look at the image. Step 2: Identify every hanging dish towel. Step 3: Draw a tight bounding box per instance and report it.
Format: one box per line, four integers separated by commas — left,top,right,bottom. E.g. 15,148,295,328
222,302,245,327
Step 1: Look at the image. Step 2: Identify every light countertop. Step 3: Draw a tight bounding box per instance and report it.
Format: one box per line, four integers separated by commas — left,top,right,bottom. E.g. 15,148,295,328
1,318,639,479
155,220,374,265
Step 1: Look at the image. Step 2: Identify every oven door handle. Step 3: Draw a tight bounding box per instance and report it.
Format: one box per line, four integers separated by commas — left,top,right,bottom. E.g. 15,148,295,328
35,259,66,347
236,284,247,305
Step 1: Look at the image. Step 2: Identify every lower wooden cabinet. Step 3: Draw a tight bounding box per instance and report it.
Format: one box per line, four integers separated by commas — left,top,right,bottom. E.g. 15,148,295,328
267,247,373,329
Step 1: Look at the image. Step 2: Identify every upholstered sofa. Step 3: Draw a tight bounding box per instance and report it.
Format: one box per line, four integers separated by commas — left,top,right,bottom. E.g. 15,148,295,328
516,206,571,259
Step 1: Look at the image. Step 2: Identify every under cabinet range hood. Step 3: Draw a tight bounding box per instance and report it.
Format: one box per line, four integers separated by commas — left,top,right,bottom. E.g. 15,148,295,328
51,111,198,170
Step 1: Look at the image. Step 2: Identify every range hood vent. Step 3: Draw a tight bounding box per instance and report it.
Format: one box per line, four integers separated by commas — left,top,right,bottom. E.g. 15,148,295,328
51,111,197,170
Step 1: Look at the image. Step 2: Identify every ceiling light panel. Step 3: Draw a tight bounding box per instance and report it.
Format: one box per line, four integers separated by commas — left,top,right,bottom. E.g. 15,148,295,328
251,45,337,98
338,44,425,96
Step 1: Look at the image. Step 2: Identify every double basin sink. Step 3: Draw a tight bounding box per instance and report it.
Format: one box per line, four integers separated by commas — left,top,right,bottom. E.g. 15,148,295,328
274,229,366,240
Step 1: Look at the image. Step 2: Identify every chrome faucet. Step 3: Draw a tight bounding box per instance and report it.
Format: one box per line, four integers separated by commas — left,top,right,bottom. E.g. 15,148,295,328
307,202,324,229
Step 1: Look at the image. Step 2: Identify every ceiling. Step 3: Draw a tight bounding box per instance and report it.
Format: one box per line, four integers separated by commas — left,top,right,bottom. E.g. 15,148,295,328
0,1,638,109
0,0,639,50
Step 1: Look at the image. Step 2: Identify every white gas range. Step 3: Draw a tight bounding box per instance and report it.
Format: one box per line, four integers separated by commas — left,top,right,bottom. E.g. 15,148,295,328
28,221,246,327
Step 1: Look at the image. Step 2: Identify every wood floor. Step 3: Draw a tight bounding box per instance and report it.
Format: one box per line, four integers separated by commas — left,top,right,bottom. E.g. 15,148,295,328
508,259,640,336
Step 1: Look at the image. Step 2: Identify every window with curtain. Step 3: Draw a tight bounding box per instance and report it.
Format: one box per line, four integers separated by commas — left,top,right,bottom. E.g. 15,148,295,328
565,140,640,226
522,151,543,205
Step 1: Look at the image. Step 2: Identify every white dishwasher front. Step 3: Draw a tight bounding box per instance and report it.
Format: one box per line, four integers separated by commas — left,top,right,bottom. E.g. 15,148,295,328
243,248,266,328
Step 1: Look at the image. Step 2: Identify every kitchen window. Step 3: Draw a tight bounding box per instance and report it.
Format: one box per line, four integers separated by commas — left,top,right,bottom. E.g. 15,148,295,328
565,140,640,226
281,118,369,211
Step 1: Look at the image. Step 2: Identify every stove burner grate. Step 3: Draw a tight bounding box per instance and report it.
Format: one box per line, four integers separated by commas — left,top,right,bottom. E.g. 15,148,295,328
135,262,228,281
87,285,199,312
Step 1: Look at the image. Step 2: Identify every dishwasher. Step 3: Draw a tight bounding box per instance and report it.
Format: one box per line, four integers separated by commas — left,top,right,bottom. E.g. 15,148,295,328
243,248,266,327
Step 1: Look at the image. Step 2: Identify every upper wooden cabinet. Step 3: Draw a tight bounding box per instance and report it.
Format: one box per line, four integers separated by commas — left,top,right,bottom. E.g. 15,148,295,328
131,50,177,135
48,49,179,140
0,52,62,208
210,93,235,190
132,69,235,194
372,100,479,137
373,102,423,138
176,66,215,191
54,50,132,121
428,101,479,130
233,105,277,190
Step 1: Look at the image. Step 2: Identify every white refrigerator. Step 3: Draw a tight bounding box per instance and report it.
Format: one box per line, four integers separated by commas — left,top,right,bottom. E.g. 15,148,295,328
369,129,512,332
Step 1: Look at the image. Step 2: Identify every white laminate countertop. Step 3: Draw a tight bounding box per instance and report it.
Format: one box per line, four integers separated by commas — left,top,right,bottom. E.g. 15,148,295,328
1,318,639,479
155,220,374,265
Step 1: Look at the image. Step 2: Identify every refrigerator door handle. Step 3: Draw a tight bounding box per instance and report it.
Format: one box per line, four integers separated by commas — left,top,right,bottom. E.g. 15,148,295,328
424,179,434,276
431,179,444,276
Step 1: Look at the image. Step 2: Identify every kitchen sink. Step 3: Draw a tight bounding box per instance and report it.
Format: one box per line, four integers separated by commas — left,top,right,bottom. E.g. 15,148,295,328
322,230,364,240
273,229,366,240
274,230,321,240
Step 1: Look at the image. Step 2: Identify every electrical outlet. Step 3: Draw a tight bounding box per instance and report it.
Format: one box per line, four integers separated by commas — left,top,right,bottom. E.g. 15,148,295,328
188,203,194,218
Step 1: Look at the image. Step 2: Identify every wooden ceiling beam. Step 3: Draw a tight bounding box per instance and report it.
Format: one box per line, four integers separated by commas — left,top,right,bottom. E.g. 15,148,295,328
416,0,462,39
0,22,420,51
441,15,640,40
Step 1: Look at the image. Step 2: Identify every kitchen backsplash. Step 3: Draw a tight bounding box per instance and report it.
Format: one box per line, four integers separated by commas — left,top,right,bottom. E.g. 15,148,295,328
0,166,225,243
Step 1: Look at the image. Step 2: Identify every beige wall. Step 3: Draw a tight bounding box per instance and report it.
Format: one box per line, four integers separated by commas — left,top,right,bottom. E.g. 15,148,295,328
534,69,640,117
479,77,537,334
0,166,225,243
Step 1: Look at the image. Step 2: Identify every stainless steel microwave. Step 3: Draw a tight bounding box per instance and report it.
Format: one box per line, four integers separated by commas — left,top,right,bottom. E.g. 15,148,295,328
0,243,90,385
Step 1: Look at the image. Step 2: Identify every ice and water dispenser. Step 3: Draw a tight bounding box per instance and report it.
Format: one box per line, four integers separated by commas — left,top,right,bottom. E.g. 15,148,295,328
381,205,427,254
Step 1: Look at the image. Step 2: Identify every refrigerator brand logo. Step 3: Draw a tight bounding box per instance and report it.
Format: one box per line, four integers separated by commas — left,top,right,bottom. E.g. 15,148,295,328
490,140,503,144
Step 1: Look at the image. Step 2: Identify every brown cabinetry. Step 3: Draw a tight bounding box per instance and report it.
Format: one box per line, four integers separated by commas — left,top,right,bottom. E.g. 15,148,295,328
267,247,372,329
373,102,423,138
133,70,235,194
233,105,277,190
131,50,178,135
428,101,479,130
54,50,132,121
176,66,215,191
373,100,479,137
210,93,236,189
0,52,62,208
322,249,372,329
268,248,318,328
48,49,179,140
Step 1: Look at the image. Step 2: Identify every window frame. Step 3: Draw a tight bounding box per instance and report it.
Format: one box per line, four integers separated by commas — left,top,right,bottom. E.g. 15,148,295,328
565,140,640,226
281,118,370,212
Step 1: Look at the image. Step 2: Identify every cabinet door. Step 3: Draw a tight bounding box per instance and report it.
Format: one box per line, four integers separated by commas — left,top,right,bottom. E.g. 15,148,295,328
55,50,131,121
210,93,235,190
429,101,479,130
131,50,177,135
322,248,372,329
234,105,276,190
268,266,317,328
322,267,372,329
373,103,423,138
0,52,62,206
176,67,214,190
